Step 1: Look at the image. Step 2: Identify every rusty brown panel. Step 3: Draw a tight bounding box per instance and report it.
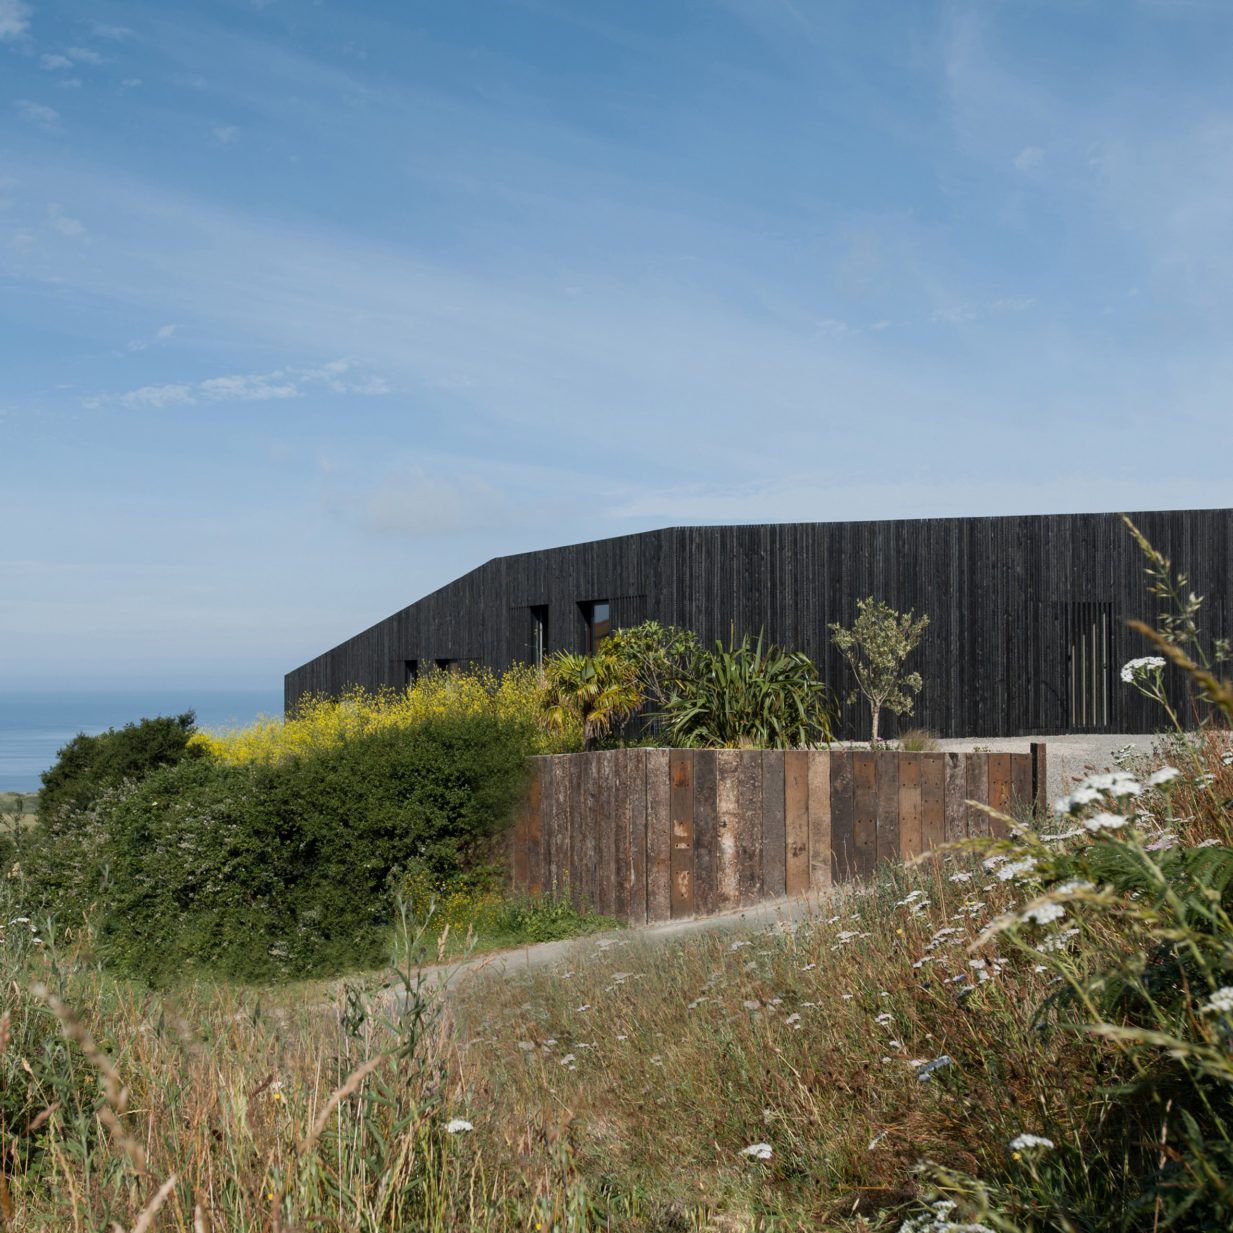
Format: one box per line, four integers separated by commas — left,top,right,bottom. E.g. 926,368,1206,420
762,751,787,898
852,751,877,878
692,750,718,916
596,751,617,916
736,751,764,905
551,755,571,898
1011,754,1033,820
715,749,741,909
874,753,900,864
627,749,648,924
921,753,946,854
613,752,630,921
526,759,543,895
569,754,585,904
808,752,832,891
966,752,989,839
581,755,601,911
511,780,530,892
1031,742,1049,814
537,758,554,896
646,749,672,921
784,750,810,896
669,749,696,918
898,753,923,862
943,752,967,843
988,753,1012,838
829,750,855,881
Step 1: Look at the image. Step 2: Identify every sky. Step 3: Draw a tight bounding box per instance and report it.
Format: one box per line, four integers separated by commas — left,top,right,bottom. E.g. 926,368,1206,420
2,0,1232,691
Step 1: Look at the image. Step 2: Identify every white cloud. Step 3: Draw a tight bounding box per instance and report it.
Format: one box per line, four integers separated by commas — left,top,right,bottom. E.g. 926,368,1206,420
123,323,178,353
211,125,239,145
101,360,388,409
1014,145,1044,172
65,45,102,64
47,203,87,239
120,78,142,88
156,323,178,339
0,0,30,41
91,23,134,41
14,99,60,129
57,77,83,89
41,53,72,70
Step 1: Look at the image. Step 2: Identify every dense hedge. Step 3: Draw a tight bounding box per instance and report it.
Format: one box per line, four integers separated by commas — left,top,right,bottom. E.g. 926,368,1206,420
94,714,532,983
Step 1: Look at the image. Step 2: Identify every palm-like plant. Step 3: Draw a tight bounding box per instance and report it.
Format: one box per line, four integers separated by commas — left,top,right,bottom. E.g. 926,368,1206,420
659,633,835,749
540,651,643,751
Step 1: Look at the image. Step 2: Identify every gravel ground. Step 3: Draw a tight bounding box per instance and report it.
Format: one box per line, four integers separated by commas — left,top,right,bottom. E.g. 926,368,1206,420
935,733,1161,806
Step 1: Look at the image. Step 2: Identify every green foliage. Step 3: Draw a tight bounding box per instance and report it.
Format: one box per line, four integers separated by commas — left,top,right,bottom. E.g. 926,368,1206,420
37,711,201,824
829,597,929,741
541,650,642,751
93,714,533,984
601,620,701,711
659,631,836,749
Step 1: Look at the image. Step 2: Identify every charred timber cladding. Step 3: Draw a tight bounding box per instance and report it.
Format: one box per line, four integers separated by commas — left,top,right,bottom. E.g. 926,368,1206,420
285,509,1233,738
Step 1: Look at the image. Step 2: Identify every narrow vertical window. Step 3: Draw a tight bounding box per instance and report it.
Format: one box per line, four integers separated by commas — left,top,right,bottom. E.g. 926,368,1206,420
530,605,549,667
579,600,611,653
404,659,418,685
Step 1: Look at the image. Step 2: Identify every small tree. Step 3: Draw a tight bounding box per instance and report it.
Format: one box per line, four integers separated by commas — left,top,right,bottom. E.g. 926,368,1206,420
540,651,642,751
829,598,929,742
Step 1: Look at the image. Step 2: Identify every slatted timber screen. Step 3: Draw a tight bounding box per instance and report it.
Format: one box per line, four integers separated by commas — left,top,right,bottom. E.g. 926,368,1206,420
510,745,1047,924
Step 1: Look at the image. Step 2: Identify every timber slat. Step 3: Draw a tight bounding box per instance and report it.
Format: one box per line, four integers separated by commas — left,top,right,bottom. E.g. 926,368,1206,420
527,764,543,895
646,749,671,921
669,749,695,918
898,754,923,861
943,752,967,842
921,753,946,854
628,749,648,923
762,752,787,898
988,753,1012,838
875,753,900,864
736,751,764,905
829,750,855,880
852,751,877,878
715,749,741,909
692,751,718,916
808,752,832,890
784,750,810,895
966,752,989,838
613,751,630,921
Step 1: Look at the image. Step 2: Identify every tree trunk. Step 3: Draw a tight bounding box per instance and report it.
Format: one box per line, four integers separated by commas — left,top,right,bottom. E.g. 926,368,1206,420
870,704,880,743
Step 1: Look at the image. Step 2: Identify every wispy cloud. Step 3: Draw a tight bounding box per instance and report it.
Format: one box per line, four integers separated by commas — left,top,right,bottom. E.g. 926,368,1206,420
47,203,86,239
40,53,72,70
210,125,239,146
1013,145,1044,171
89,360,390,410
122,322,178,353
64,45,101,64
0,0,30,42
14,99,60,129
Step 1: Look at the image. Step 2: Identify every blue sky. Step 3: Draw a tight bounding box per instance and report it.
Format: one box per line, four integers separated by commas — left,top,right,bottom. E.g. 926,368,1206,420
3,0,1231,690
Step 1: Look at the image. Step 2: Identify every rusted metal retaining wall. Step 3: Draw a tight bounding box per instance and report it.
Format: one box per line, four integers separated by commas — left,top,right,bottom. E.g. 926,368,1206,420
510,746,1047,924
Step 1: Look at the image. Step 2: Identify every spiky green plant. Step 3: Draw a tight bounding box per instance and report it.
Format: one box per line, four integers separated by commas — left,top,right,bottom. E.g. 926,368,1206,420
659,632,835,749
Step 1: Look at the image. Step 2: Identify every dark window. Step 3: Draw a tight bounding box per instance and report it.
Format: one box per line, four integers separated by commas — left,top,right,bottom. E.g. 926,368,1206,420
404,659,419,685
579,600,611,654
434,658,458,673
530,605,549,667
1066,602,1114,729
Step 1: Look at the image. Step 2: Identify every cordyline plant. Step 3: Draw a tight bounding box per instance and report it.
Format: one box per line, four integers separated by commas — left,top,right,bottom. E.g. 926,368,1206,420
829,597,929,742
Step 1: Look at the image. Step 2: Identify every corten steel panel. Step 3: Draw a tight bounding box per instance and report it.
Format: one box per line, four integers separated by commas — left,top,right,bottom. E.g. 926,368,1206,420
761,752,787,898
692,751,719,917
669,750,695,918
288,510,1232,737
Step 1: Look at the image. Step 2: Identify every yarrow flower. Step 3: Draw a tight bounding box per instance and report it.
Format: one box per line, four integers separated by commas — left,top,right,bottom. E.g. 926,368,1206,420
1147,766,1181,786
1083,812,1128,832
997,858,1038,882
445,1118,474,1134
1009,1132,1055,1152
1201,987,1233,1015
1121,656,1165,684
740,1142,773,1159
1021,901,1066,925
914,1055,953,1082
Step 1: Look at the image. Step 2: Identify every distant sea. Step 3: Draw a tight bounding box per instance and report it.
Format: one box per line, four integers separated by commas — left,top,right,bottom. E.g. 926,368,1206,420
0,689,284,795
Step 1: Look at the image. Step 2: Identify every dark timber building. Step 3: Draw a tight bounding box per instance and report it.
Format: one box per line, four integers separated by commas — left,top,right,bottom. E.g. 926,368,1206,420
286,509,1233,738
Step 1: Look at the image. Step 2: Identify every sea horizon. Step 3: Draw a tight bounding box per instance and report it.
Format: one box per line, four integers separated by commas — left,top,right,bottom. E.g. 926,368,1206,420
0,688,284,795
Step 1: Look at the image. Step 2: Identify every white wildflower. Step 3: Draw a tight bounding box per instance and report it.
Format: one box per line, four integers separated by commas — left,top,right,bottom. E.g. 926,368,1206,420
1021,902,1066,926
445,1118,474,1134
997,858,1038,882
1148,766,1181,786
914,1055,953,1082
1121,656,1165,683
1201,987,1233,1015
1083,812,1127,832
948,872,973,883
740,1142,773,1160
1009,1132,1054,1152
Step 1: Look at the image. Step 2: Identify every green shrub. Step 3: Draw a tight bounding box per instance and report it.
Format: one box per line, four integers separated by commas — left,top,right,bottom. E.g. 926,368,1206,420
660,632,836,749
95,714,533,984
38,712,201,824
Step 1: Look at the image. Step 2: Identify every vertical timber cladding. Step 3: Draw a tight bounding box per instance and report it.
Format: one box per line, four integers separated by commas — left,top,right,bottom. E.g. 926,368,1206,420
286,509,1233,735
519,748,1040,921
